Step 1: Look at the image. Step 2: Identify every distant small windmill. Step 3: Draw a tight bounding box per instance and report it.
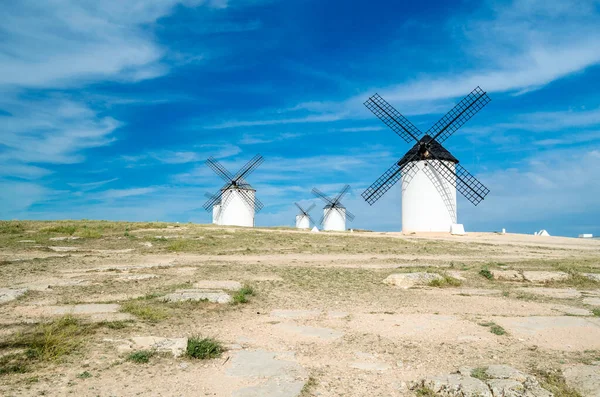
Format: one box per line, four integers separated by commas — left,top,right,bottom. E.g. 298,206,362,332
312,185,355,231
362,87,491,232
294,202,315,229
203,155,264,227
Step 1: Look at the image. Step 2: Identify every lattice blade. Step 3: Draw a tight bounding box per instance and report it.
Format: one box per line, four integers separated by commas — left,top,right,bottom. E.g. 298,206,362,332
361,152,420,205
233,154,264,183
343,207,355,222
294,202,306,214
426,86,491,144
364,94,423,143
425,153,490,206
237,189,264,213
333,184,351,205
312,188,334,205
306,203,316,213
400,161,420,190
203,190,224,211
206,157,234,182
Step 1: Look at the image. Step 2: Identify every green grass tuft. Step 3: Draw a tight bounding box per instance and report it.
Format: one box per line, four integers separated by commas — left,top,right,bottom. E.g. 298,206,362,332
185,336,224,359
0,221,26,234
12,315,92,361
471,367,490,381
121,300,169,322
428,274,462,288
127,350,155,364
42,225,78,235
535,369,582,397
232,284,255,304
592,308,600,317
414,386,438,396
0,353,30,375
77,371,92,379
478,321,507,335
479,268,494,280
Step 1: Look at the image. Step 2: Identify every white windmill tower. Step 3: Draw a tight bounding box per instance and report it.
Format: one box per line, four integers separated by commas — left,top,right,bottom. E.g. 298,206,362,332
294,202,315,229
203,155,265,227
361,87,491,233
312,185,355,231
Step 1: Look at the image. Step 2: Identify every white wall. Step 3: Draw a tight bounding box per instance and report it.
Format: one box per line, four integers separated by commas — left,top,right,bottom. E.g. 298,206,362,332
402,160,457,232
296,214,310,229
212,204,221,224
219,188,255,227
323,207,346,231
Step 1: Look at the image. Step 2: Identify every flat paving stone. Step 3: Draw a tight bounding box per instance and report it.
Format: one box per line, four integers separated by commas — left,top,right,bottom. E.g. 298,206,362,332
494,316,600,351
18,278,91,291
523,271,569,283
516,287,581,299
552,305,593,316
115,274,159,281
382,272,443,289
583,273,600,282
274,323,344,341
492,270,524,281
162,289,231,304
0,288,28,304
52,303,121,314
49,236,81,241
193,280,242,291
227,350,307,397
48,246,79,252
583,297,600,306
563,364,600,397
453,288,503,296
270,310,321,319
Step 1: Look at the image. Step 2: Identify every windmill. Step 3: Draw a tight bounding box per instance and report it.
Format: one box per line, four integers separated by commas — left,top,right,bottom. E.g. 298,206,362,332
294,202,315,229
312,185,355,231
203,155,264,227
362,86,491,233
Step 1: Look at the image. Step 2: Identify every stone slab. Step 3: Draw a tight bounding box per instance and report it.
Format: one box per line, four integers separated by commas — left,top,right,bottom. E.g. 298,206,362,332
274,323,344,341
0,288,28,304
516,287,581,299
193,280,242,291
52,303,120,314
382,272,443,289
523,271,569,283
563,364,600,397
115,274,159,281
492,270,524,281
494,316,600,351
583,297,600,306
162,289,231,304
270,310,321,319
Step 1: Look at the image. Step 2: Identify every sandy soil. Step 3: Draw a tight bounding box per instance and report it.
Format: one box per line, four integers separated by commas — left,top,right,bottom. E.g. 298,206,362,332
1,223,599,396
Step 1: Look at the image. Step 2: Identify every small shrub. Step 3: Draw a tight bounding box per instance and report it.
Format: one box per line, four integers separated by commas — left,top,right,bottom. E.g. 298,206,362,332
78,229,102,239
490,324,507,335
479,268,493,280
127,350,155,364
77,371,92,379
300,376,318,396
592,308,600,317
535,369,582,397
471,367,489,381
232,284,255,304
186,336,224,360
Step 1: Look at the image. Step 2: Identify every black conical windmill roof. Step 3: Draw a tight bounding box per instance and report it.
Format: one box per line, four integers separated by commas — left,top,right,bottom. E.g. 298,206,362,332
398,134,459,167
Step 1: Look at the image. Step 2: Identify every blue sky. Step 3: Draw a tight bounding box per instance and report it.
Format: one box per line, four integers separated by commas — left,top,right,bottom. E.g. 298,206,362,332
1,0,600,237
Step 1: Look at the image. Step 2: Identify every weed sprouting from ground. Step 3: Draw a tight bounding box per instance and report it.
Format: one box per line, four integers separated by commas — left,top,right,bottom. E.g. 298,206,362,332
414,386,438,396
185,336,224,359
127,350,155,364
300,376,318,396
77,371,92,379
592,308,600,317
478,321,507,335
232,284,255,304
471,367,490,381
42,225,77,235
428,274,462,288
479,268,493,280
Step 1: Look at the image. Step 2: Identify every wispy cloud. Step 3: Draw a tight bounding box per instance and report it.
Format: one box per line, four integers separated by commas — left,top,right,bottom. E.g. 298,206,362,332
122,144,241,166
68,178,119,190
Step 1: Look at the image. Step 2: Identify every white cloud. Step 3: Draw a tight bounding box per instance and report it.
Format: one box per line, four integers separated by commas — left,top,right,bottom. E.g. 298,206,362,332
0,181,50,218
68,178,119,190
100,187,157,200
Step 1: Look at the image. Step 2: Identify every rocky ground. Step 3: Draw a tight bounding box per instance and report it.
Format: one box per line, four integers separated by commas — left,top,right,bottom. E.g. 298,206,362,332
0,220,599,396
